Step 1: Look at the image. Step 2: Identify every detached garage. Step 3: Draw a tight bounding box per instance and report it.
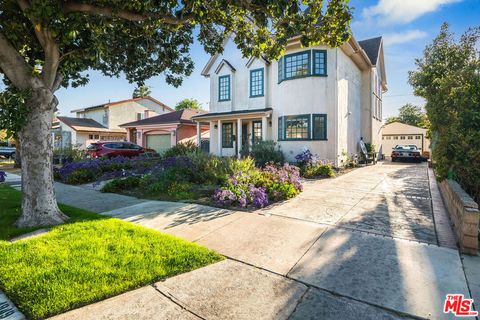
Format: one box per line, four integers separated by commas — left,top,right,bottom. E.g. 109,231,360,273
120,109,210,154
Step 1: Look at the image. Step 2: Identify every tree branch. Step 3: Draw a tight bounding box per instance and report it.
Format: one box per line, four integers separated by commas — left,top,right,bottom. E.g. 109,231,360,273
0,31,34,90
63,1,194,25
16,0,60,90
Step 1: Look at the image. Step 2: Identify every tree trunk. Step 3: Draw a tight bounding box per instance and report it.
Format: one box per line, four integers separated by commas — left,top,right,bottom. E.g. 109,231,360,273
15,88,68,227
13,138,21,168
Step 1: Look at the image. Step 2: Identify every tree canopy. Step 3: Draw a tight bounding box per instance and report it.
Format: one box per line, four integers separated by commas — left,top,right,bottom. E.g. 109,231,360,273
0,0,353,227
385,103,429,129
175,98,202,111
409,23,480,203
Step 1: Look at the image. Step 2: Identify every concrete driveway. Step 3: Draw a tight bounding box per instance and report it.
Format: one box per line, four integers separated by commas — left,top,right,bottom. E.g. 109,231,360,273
33,162,475,319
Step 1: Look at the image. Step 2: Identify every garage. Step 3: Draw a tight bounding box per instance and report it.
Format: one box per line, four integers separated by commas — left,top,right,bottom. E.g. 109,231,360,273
146,134,171,154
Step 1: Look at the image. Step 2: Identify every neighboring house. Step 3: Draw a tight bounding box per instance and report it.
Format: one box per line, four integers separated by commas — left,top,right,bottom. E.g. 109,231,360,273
191,34,387,166
120,109,209,154
382,122,430,158
53,96,173,149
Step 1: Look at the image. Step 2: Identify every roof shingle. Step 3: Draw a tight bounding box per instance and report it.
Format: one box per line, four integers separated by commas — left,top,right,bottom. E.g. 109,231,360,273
120,109,205,127
358,36,382,65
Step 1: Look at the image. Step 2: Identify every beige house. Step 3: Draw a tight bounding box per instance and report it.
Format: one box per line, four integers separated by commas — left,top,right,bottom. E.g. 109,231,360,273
53,96,173,149
381,122,430,158
192,33,387,166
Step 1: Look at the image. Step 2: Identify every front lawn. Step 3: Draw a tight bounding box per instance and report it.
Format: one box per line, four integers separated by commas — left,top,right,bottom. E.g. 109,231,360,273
0,185,223,319
0,184,104,240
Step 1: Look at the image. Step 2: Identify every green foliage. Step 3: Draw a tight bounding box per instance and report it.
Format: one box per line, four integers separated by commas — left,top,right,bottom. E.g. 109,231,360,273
250,140,284,167
409,23,480,203
365,143,376,154
53,146,85,162
163,141,199,158
0,88,30,138
132,85,152,98
64,168,96,185
167,181,195,200
0,218,222,319
385,103,429,129
0,1,352,91
175,98,202,111
301,164,335,178
101,176,142,193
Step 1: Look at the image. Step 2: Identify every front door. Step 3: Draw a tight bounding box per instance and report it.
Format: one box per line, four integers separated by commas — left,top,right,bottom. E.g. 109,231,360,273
242,124,249,153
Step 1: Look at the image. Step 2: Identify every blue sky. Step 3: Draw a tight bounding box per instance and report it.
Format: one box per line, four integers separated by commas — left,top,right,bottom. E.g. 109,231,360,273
56,0,480,118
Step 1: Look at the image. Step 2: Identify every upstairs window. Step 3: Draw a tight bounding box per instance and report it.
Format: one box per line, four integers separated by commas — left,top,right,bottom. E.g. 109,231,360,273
313,50,327,76
218,75,231,101
222,122,233,148
284,51,310,79
250,68,264,97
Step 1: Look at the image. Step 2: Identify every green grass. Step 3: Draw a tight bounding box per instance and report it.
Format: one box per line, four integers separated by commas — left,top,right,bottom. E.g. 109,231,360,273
0,184,104,240
0,185,223,319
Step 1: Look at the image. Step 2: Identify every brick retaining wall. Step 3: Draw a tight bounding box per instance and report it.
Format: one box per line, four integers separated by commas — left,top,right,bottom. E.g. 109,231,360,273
438,179,479,255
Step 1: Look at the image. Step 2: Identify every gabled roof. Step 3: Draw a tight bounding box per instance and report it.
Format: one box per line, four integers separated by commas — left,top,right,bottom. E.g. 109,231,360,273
71,96,173,113
358,36,382,65
120,109,205,127
57,116,124,133
214,59,236,74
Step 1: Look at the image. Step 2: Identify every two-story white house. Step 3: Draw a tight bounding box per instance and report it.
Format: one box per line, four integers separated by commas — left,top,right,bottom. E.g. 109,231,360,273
192,34,387,166
53,96,173,149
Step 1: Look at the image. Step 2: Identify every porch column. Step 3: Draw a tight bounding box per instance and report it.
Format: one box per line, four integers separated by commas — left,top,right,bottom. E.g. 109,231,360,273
237,118,242,159
217,120,222,156
196,122,201,146
262,116,268,141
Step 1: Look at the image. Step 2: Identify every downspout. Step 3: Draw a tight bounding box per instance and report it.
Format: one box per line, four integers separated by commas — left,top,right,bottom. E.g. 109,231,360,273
334,48,339,167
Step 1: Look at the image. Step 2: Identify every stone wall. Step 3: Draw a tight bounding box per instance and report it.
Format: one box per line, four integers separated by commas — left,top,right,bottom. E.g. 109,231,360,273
439,179,479,255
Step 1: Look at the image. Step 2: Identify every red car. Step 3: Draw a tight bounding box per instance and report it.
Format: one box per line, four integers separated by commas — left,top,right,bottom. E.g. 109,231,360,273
86,141,150,158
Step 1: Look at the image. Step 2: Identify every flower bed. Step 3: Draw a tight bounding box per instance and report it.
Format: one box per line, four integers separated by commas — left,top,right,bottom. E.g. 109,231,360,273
295,149,335,178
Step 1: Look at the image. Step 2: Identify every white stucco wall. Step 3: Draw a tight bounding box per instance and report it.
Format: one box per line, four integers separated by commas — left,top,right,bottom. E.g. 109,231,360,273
209,38,269,113
336,48,364,165
205,38,384,166
76,108,107,126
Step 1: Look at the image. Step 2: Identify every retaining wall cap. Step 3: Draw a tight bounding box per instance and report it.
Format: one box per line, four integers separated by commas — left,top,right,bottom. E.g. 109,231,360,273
447,180,479,209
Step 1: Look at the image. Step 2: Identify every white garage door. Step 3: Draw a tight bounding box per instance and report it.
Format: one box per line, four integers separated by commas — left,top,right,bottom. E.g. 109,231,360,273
146,134,171,154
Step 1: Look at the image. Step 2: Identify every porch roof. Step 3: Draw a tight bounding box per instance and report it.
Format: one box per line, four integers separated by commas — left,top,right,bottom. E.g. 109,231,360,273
191,108,273,121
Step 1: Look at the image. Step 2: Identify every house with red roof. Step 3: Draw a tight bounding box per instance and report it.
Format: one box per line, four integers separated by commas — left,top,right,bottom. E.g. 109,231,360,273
53,96,173,149
120,109,210,154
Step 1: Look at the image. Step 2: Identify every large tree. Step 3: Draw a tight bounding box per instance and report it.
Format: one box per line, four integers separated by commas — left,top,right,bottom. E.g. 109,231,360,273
409,23,480,202
0,0,352,227
132,85,152,98
175,98,202,111
385,103,429,128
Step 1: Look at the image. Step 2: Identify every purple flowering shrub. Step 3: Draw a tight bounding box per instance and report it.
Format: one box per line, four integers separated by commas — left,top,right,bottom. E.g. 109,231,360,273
213,162,303,209
54,156,160,185
0,171,6,183
295,149,335,178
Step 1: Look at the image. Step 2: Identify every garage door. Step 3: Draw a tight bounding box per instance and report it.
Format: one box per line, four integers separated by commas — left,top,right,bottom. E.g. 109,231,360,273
146,134,171,154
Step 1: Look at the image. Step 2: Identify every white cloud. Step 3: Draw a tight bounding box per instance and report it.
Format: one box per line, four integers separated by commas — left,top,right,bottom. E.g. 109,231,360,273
383,30,428,46
363,0,462,24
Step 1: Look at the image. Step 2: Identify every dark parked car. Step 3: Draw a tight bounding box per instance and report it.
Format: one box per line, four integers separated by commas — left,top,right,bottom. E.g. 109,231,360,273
86,142,155,158
0,147,16,159
391,145,422,163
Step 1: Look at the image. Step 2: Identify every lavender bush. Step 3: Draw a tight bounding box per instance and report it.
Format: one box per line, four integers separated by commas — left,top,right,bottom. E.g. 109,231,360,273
0,171,6,183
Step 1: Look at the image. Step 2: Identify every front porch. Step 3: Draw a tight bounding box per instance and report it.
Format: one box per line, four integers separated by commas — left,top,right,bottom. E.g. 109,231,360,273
193,108,273,158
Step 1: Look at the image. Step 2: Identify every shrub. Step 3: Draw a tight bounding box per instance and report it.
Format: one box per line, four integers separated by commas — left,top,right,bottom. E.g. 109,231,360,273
163,141,199,158
167,181,195,200
250,140,284,167
213,162,303,208
101,176,142,193
65,169,97,185
301,164,334,178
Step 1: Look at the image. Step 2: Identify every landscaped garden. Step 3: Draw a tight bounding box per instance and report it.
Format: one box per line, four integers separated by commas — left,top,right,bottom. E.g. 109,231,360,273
53,141,337,209
0,184,223,319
